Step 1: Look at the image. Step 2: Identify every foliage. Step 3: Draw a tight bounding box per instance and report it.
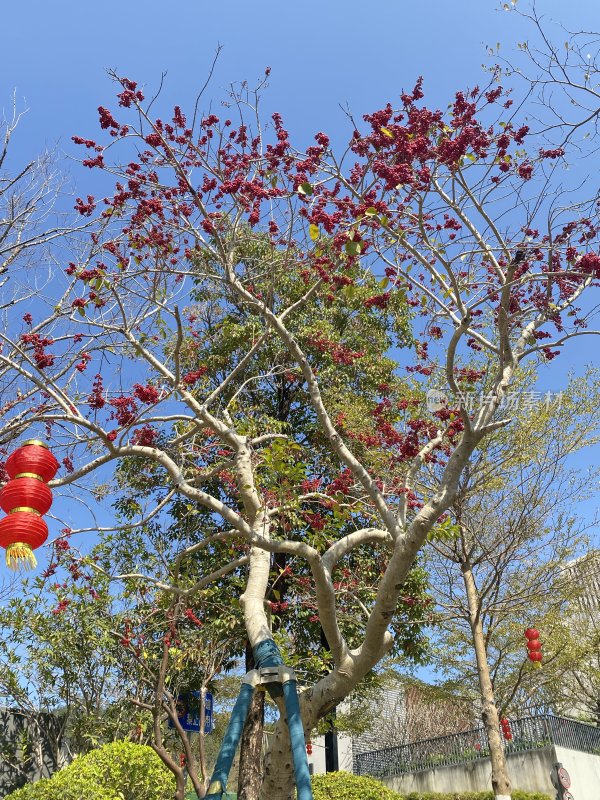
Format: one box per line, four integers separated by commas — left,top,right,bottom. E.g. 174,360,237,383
311,772,402,800
400,793,551,800
428,370,600,717
4,741,175,800
310,774,551,800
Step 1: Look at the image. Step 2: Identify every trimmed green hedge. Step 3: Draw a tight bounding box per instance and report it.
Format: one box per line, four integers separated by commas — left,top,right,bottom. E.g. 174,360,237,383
311,773,552,800
5,741,175,800
402,793,552,800
312,772,403,800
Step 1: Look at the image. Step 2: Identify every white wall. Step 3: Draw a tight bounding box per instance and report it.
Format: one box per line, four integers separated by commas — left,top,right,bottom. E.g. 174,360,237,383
380,745,600,797
554,745,600,800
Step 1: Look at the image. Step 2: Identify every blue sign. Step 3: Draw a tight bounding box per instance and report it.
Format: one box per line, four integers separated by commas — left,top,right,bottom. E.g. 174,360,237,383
170,691,213,734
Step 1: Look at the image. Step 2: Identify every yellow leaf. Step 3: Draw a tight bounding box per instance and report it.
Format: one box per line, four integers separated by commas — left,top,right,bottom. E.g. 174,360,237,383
309,224,320,241
380,127,394,139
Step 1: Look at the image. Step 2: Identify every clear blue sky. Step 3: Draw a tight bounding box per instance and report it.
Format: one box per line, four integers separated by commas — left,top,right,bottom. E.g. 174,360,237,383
1,0,598,533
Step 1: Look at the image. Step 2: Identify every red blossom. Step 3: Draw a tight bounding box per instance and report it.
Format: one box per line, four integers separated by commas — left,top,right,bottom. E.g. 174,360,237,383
132,425,159,447
88,374,106,409
133,383,160,404
182,367,208,385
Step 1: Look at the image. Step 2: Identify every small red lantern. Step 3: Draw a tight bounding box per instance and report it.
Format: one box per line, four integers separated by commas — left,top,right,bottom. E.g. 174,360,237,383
306,741,313,756
500,716,512,741
529,650,543,663
0,440,58,570
525,626,543,668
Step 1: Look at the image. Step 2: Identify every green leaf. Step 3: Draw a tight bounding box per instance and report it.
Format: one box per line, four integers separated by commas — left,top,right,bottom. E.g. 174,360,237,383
365,207,379,216
345,240,362,256
298,182,313,196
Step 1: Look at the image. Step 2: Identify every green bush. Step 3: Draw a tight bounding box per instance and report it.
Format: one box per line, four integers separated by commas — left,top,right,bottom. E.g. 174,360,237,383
395,791,552,800
312,772,403,800
311,774,551,800
5,740,175,800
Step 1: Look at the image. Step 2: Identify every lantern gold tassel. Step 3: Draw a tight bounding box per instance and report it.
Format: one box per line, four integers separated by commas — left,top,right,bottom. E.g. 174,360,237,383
5,542,37,571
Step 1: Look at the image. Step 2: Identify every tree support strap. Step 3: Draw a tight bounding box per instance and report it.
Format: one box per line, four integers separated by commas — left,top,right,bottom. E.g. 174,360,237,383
205,639,313,800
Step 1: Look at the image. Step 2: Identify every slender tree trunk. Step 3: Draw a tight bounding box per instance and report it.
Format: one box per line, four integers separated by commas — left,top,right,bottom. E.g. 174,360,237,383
461,561,511,800
238,641,265,800
197,688,209,794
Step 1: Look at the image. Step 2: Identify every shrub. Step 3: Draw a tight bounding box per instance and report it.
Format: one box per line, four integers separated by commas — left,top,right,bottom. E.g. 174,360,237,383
310,774,552,800
312,772,403,800
401,791,551,800
5,740,175,800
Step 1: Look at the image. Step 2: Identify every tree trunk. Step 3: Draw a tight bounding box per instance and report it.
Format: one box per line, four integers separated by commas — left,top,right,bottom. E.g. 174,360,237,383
238,641,265,800
260,714,295,800
461,561,512,800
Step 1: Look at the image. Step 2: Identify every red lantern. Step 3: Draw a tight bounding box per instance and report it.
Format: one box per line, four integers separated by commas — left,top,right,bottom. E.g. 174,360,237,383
0,440,57,570
306,741,313,756
525,627,543,668
0,478,52,516
529,650,543,662
0,512,48,569
6,440,59,483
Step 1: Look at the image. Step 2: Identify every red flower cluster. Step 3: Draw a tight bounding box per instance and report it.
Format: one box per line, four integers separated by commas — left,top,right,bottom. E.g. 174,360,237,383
20,333,55,370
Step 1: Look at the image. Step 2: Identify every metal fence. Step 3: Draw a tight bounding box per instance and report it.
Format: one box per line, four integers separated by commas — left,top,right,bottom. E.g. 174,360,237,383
354,714,600,777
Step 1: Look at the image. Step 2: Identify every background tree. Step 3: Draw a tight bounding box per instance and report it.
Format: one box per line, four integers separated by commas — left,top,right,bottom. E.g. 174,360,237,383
427,370,599,789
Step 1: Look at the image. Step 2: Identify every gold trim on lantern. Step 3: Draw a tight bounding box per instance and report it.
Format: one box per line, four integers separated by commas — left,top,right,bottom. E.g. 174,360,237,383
5,542,37,571
14,472,45,482
22,439,49,449
8,507,42,515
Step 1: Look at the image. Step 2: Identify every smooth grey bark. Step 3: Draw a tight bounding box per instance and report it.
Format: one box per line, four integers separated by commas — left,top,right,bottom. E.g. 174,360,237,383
461,560,512,800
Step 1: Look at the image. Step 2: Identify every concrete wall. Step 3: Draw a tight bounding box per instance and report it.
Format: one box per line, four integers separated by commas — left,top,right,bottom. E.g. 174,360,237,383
381,745,600,798
554,746,600,800
382,746,556,795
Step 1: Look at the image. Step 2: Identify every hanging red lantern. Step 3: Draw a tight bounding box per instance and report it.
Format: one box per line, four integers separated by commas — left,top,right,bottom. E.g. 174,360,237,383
500,717,512,741
0,512,49,569
529,650,543,663
0,440,58,570
6,440,59,483
306,741,313,756
0,478,52,516
525,627,543,668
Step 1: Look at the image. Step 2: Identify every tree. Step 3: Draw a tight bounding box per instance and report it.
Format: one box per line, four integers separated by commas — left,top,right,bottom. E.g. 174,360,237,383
0,66,598,800
426,370,600,792
0,569,130,780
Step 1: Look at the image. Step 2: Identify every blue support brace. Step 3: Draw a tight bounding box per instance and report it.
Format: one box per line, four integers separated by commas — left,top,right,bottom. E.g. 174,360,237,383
282,675,313,800
205,682,255,800
205,639,314,800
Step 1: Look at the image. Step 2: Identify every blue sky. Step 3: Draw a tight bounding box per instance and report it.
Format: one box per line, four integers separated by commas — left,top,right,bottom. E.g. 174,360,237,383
1,1,598,546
